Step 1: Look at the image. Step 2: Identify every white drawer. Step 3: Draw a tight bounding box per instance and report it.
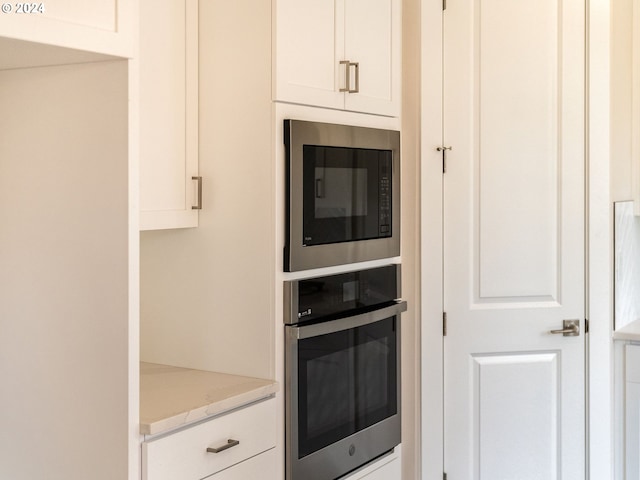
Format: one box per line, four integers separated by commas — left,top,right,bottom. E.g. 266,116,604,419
142,398,276,480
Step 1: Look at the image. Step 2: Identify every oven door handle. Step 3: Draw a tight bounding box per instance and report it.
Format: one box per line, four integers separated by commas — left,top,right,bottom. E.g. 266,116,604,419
292,301,407,340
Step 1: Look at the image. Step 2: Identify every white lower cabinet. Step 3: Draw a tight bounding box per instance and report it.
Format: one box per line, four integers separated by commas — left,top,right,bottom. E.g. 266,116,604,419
142,398,276,480
626,345,640,479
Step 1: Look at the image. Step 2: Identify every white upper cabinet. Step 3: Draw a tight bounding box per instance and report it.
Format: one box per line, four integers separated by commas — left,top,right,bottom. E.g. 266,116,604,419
0,0,133,58
139,0,200,230
274,0,400,117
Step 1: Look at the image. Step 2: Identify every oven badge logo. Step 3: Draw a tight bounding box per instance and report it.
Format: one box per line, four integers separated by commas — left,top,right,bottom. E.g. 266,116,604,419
298,308,312,319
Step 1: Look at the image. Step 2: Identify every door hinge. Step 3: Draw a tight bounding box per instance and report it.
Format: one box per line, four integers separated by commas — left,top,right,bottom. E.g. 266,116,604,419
443,473,448,480
443,0,447,10
443,312,448,336
437,146,452,173
585,318,589,334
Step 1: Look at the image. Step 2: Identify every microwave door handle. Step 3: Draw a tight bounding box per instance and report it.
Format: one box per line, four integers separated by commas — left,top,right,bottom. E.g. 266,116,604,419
316,178,324,198
315,178,324,198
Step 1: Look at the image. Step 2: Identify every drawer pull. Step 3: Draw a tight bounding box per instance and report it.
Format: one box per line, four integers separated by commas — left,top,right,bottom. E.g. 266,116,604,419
206,439,240,454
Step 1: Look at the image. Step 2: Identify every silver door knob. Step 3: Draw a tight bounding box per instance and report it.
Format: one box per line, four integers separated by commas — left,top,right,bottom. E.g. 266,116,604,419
549,319,580,337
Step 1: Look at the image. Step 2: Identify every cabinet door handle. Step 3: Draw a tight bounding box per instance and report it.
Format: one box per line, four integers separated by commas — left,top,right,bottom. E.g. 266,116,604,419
339,61,360,93
206,439,240,454
339,60,351,92
350,62,359,93
192,176,202,210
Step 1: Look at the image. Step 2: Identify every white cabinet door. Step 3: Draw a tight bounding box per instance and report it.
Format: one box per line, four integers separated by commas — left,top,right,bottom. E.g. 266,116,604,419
343,0,400,116
274,0,399,116
0,0,133,58
274,0,345,110
626,345,640,479
139,0,199,230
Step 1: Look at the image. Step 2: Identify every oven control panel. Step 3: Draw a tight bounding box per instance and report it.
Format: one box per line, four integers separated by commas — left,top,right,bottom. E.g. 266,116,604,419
284,264,401,325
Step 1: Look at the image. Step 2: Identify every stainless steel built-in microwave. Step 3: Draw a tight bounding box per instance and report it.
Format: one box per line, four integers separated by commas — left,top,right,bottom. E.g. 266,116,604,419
284,120,400,272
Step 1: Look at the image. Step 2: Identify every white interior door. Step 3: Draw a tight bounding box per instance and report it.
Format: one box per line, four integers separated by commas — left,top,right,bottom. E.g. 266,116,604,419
443,0,586,479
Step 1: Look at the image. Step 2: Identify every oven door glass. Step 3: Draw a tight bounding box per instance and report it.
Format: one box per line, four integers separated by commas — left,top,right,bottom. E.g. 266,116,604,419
296,316,398,458
302,145,392,246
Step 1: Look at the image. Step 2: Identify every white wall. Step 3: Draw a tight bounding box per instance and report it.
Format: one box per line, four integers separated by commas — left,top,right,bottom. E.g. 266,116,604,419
401,0,422,478
612,0,633,202
0,60,130,480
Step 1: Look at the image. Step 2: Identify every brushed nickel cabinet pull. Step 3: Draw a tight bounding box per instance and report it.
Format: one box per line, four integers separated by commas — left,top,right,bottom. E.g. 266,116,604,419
206,439,239,454
350,62,359,93
339,61,360,94
192,176,202,210
339,60,351,92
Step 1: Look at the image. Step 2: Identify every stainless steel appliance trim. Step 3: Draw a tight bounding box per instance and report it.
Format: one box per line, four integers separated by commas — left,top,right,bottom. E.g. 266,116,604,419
291,416,400,480
285,303,403,480
293,301,407,339
285,120,401,272
283,280,299,326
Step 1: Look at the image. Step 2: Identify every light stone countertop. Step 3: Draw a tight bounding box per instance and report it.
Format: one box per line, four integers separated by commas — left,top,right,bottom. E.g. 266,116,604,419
613,318,640,342
140,362,278,436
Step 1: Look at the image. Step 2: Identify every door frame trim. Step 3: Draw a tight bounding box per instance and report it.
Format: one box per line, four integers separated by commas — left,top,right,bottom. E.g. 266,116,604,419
585,0,614,478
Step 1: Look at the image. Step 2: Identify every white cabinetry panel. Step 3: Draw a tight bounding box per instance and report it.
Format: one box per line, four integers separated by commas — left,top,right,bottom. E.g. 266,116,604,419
0,60,131,480
343,0,399,116
0,0,133,58
274,0,400,117
273,0,344,110
139,0,199,230
142,399,276,480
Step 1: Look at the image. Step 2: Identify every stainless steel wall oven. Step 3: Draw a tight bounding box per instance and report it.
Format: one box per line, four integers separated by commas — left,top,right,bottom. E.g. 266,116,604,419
284,120,401,272
284,265,406,480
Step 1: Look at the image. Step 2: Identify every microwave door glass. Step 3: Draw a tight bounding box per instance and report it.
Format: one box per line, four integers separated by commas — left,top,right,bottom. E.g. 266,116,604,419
303,146,389,246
